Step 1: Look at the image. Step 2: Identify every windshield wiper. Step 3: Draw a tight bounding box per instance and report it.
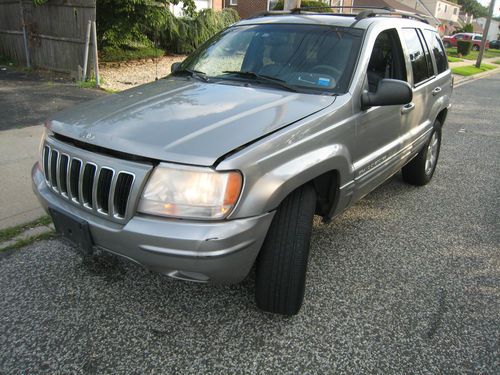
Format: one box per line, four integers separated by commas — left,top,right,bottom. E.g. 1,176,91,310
172,68,209,82
222,71,298,92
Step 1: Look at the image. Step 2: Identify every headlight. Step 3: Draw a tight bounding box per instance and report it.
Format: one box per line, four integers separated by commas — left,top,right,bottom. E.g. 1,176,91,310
138,163,243,220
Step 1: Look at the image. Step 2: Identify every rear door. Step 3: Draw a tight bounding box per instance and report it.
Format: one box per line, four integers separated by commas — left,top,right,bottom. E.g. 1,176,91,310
399,27,436,161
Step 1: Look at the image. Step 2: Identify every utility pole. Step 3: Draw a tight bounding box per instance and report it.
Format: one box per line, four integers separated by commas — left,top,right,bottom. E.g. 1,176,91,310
284,0,301,10
475,0,496,68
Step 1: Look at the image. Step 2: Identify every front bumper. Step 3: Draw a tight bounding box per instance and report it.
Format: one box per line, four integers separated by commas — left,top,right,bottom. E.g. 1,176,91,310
32,163,274,283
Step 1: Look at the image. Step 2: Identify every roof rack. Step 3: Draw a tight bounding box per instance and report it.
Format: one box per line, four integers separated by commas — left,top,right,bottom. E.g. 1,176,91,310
248,5,431,24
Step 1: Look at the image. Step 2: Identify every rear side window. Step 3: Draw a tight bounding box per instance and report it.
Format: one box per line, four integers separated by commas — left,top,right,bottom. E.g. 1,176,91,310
402,28,430,85
424,30,448,74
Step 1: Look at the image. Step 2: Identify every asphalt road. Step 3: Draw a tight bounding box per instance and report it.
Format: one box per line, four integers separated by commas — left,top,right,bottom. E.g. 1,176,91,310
1,73,499,374
0,67,104,131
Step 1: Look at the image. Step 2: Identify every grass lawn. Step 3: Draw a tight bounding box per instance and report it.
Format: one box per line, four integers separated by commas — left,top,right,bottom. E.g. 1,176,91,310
493,60,500,64
447,56,463,63
451,63,497,76
0,216,52,243
446,47,500,60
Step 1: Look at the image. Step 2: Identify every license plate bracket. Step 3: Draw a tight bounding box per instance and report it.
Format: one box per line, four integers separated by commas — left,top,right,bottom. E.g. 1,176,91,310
49,208,94,255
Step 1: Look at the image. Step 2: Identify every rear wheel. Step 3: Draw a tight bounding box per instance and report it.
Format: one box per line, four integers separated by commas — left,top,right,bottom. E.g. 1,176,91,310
472,44,480,51
402,125,441,186
255,184,316,316
443,41,451,48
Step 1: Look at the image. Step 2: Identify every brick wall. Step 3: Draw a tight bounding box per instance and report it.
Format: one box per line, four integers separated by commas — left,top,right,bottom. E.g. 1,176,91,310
213,0,223,11
225,0,268,19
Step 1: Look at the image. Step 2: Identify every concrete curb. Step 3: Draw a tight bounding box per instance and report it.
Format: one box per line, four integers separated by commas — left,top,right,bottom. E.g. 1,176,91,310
453,66,500,88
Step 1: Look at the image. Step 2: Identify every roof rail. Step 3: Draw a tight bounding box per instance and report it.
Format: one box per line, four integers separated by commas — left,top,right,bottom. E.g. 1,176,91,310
248,5,431,24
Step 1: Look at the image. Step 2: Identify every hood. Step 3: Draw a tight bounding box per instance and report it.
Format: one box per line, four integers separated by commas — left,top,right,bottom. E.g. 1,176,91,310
49,78,336,166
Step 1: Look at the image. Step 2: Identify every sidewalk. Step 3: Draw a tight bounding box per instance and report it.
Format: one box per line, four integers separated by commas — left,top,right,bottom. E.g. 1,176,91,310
0,125,45,229
0,65,105,229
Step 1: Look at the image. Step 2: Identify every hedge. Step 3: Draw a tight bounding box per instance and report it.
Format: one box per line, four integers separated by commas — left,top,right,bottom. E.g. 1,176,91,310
457,40,473,56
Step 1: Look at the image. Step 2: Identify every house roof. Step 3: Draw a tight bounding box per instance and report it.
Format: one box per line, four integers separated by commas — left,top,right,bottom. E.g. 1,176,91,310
353,0,419,14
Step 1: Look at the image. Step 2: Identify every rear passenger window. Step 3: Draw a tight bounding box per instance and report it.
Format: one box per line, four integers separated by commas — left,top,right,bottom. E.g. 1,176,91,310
402,28,430,85
424,30,448,74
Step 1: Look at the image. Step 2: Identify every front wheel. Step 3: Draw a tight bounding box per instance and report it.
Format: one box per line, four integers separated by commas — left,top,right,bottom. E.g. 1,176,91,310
402,125,442,186
255,184,316,316
443,41,451,48
472,45,480,51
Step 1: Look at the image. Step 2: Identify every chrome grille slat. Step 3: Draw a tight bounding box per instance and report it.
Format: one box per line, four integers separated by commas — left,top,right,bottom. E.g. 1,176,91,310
70,158,82,203
50,149,59,190
43,146,50,181
82,163,97,209
96,167,114,214
114,172,135,218
108,173,118,218
41,139,148,224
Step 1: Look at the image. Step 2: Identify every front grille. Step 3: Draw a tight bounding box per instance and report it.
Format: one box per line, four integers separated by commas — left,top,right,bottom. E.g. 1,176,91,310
42,144,137,221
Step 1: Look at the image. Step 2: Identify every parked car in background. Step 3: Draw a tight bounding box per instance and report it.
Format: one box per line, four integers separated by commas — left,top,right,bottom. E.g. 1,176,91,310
442,33,489,50
33,8,452,316
489,40,500,49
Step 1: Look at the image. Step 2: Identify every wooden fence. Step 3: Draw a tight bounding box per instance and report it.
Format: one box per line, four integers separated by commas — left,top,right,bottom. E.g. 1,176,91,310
0,0,96,74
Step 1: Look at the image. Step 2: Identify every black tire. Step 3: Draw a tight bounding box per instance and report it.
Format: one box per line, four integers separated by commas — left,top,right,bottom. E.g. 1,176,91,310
443,41,451,48
472,45,480,51
255,184,316,316
402,125,442,186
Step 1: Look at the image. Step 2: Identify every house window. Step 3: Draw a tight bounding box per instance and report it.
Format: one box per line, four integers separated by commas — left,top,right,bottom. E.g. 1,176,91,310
230,0,237,5
454,8,458,15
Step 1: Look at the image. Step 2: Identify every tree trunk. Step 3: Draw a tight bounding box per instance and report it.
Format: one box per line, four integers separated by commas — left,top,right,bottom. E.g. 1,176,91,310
284,0,301,10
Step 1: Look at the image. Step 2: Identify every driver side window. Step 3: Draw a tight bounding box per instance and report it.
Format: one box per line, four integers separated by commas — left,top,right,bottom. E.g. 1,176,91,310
367,29,407,93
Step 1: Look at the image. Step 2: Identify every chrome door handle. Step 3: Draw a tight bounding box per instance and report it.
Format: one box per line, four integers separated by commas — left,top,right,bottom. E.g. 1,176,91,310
432,87,442,96
401,102,415,114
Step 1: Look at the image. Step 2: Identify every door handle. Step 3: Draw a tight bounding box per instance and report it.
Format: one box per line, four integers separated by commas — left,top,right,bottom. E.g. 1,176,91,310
401,102,415,114
432,87,442,96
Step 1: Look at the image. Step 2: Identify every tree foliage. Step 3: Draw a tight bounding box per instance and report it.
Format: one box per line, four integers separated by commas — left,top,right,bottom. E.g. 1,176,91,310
97,0,239,56
456,0,488,18
455,23,474,33
97,0,196,49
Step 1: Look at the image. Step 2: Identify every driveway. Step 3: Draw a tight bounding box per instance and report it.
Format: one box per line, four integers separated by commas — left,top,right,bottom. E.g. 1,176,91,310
0,67,104,131
0,66,105,228
0,73,499,374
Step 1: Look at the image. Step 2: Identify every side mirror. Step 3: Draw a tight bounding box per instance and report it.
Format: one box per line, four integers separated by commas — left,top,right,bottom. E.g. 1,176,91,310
171,62,182,73
361,79,413,109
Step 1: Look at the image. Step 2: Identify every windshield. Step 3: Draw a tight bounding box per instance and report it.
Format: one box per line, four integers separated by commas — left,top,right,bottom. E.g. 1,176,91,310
179,24,363,94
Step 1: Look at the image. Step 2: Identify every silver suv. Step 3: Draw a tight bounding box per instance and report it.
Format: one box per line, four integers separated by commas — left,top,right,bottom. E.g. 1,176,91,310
32,9,452,315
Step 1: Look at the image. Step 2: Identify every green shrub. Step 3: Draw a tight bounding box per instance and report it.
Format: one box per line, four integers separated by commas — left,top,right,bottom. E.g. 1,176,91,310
158,8,239,54
100,46,164,62
457,40,472,56
272,0,335,11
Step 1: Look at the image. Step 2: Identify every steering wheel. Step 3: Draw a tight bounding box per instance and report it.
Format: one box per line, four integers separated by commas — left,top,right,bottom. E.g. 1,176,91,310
310,65,342,80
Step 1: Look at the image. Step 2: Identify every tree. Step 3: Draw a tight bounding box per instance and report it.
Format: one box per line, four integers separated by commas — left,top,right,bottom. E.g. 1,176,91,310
97,0,196,48
456,0,489,18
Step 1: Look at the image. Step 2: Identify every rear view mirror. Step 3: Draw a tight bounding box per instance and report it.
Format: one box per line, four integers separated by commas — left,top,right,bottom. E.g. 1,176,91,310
361,79,412,109
171,62,182,73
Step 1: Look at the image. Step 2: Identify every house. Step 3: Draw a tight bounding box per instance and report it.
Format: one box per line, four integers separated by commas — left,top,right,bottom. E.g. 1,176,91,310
170,0,224,16
476,17,500,41
353,0,418,14
223,0,354,19
397,0,460,23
